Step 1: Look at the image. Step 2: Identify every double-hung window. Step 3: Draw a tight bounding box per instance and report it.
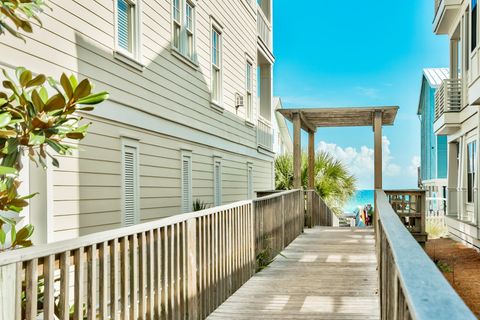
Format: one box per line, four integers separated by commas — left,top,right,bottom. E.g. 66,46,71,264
116,0,141,60
172,0,196,61
246,61,253,122
472,0,477,52
211,26,222,104
467,141,477,204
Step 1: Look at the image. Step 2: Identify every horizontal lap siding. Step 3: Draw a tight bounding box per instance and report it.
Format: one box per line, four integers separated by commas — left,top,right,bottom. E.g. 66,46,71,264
0,0,258,148
52,115,273,241
0,0,273,241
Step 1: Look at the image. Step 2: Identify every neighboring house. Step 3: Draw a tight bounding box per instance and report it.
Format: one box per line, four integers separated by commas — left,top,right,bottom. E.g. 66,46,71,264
418,68,449,215
433,0,480,248
0,0,275,243
272,97,293,156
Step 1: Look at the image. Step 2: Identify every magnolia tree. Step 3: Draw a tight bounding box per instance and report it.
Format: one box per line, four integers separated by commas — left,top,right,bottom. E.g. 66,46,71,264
0,0,108,251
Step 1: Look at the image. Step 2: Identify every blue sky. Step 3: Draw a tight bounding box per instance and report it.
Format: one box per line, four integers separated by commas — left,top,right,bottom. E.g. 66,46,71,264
273,0,449,189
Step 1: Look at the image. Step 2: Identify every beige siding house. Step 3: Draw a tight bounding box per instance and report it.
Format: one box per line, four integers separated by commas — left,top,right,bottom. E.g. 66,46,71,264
433,0,480,248
0,0,275,243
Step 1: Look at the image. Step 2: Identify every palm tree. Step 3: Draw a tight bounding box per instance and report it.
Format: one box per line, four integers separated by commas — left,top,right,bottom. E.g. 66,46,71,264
275,152,357,214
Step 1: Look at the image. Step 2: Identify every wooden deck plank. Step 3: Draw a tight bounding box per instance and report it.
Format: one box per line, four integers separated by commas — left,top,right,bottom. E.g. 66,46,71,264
207,227,379,319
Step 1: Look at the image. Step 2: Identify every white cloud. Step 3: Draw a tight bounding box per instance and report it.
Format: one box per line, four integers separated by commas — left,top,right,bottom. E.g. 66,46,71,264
408,156,421,177
317,136,402,189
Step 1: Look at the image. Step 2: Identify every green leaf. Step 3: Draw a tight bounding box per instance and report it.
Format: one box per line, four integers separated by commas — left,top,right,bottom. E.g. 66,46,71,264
0,228,6,246
19,70,32,87
26,74,46,88
60,73,73,99
77,91,109,105
28,132,45,145
15,225,33,242
72,79,91,100
39,87,48,102
0,98,7,106
44,93,65,112
0,113,11,128
31,89,44,111
15,67,26,80
0,166,17,175
69,75,78,91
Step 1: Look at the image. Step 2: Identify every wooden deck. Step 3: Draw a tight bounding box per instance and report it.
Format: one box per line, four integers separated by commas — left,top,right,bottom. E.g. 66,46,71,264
208,227,379,319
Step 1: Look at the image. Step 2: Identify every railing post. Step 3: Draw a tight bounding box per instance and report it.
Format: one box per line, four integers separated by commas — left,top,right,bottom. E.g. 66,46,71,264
186,218,198,319
306,191,313,228
0,263,17,320
281,194,285,248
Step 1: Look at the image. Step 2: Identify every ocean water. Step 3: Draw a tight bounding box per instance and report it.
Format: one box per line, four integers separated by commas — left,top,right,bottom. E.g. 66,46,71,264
343,190,375,213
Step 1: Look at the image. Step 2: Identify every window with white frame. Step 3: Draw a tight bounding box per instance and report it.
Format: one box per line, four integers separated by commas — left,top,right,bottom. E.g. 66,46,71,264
247,163,254,199
472,0,477,52
246,60,253,122
172,0,196,61
211,26,222,104
467,140,476,204
181,152,193,213
116,0,141,59
122,139,139,226
214,158,222,206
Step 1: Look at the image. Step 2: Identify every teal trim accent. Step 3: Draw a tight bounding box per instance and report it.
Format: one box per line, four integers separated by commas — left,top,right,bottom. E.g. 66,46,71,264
418,76,448,181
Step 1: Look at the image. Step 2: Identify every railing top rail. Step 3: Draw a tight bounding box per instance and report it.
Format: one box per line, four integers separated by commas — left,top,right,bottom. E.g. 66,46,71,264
253,189,301,202
376,190,475,319
383,189,426,195
0,189,301,266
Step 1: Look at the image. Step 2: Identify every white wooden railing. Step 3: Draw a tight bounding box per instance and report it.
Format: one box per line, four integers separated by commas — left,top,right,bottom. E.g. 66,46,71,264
0,190,304,320
435,78,462,120
257,5,272,51
376,190,476,319
257,117,273,150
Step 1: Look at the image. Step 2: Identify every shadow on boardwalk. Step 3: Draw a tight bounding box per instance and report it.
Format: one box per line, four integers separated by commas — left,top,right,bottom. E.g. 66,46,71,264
208,227,379,319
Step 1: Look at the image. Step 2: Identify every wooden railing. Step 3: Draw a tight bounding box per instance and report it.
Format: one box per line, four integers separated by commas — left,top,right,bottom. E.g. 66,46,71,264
257,4,272,51
305,190,339,228
376,190,475,320
384,190,427,245
434,78,462,120
0,190,304,320
256,117,273,150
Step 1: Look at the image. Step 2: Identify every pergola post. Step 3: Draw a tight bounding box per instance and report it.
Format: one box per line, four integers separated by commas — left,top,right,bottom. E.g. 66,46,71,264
374,111,383,191
293,112,302,189
308,131,315,189
374,110,383,234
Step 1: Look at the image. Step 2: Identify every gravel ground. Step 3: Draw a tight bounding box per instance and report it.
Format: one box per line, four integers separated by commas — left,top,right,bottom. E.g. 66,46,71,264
425,238,480,319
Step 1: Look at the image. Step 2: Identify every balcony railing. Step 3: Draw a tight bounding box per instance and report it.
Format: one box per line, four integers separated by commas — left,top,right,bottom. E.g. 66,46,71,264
257,5,272,51
257,117,273,150
435,78,462,120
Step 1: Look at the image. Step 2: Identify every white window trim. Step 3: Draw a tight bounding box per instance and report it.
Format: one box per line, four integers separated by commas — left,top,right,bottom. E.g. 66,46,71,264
213,156,223,206
121,137,140,226
181,150,193,213
210,17,224,112
171,0,199,66
114,0,144,70
245,54,255,125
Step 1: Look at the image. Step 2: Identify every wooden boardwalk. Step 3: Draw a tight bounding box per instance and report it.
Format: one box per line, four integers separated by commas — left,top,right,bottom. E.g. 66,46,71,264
208,227,379,319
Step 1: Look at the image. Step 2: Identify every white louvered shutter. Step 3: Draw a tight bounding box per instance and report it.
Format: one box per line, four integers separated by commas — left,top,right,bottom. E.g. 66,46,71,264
247,165,253,199
214,161,222,206
123,146,138,226
182,156,192,213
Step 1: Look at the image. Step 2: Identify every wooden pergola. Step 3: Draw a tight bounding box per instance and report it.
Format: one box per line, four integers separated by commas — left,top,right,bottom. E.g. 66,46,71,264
278,106,399,191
